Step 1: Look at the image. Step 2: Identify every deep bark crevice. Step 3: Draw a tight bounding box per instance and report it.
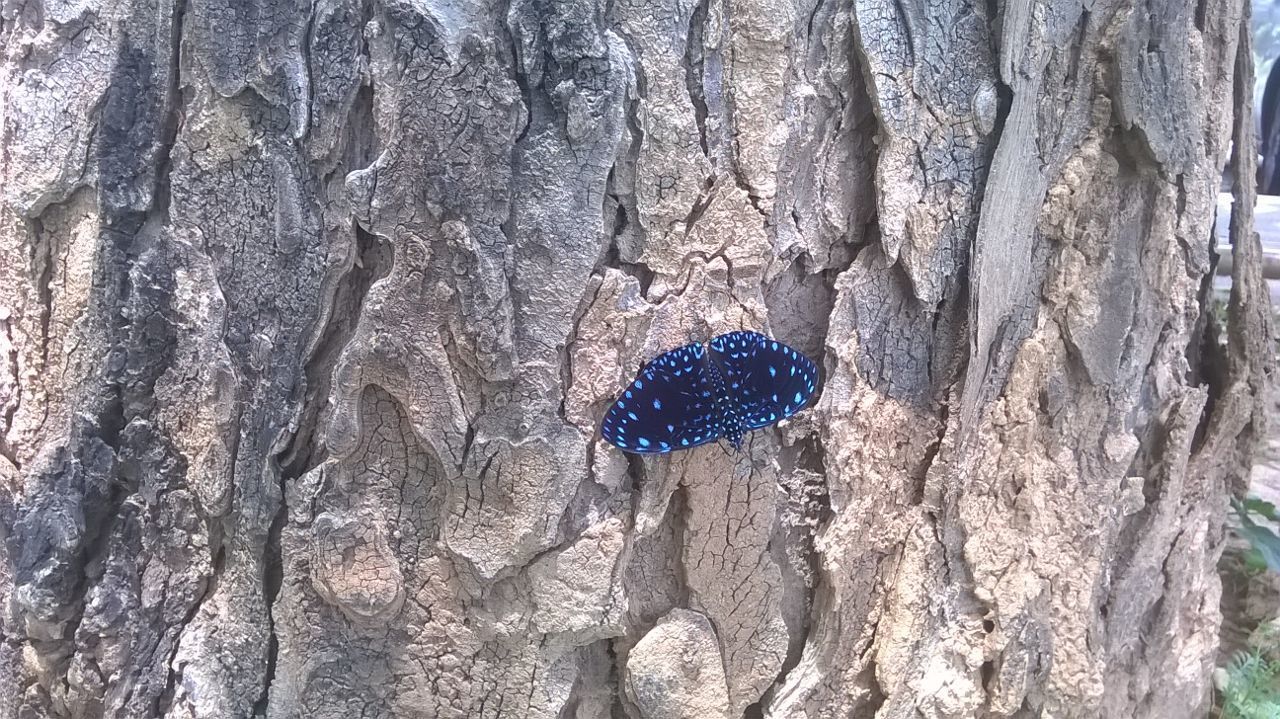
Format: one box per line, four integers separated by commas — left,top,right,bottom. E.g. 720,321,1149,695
278,222,389,479
29,215,53,399
252,511,283,716
158,544,223,716
685,0,710,157
500,0,533,145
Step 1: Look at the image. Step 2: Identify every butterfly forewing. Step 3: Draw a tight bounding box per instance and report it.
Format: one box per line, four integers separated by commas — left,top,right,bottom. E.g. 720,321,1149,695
600,342,725,453
709,331,818,431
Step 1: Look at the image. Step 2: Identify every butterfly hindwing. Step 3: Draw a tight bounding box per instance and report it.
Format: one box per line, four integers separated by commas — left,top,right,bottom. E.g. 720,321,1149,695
600,342,725,454
709,331,818,431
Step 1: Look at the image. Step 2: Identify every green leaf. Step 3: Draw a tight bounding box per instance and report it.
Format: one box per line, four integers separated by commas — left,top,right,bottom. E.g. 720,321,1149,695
1220,646,1280,718
1236,511,1280,574
1245,496,1280,523
1244,547,1271,574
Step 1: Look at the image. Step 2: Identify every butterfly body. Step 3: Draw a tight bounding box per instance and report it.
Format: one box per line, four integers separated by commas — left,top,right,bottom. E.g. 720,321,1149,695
703,356,744,449
600,331,818,454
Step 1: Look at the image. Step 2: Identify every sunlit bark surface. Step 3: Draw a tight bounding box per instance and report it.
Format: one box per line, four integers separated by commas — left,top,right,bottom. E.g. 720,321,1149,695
0,0,1270,716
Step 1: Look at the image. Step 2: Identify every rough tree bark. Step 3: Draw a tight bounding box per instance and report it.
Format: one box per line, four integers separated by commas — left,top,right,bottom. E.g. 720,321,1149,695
0,0,1271,714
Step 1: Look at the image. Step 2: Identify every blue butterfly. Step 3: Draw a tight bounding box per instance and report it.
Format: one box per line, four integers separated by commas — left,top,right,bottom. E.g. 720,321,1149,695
600,331,819,453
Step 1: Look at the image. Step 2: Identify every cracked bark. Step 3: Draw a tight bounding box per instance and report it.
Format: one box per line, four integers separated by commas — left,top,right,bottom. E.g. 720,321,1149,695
0,0,1270,716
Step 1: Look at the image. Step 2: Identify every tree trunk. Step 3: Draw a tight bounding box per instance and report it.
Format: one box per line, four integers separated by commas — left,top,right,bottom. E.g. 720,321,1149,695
0,0,1270,714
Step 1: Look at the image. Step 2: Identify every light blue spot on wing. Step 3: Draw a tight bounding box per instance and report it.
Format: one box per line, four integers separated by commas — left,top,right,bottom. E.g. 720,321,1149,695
628,412,639,421
794,392,803,404
637,437,650,448
653,398,662,410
